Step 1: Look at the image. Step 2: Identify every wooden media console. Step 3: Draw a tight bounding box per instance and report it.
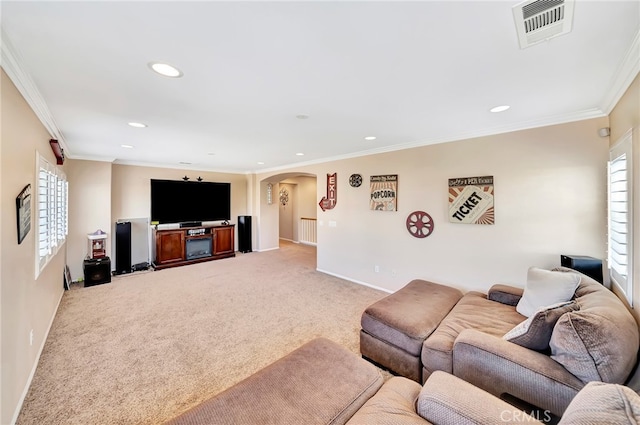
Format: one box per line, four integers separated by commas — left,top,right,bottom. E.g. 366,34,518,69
153,224,235,270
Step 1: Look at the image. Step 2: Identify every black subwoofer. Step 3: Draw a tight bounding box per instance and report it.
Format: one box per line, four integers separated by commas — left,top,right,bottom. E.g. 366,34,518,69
560,255,603,284
238,215,252,253
83,257,111,287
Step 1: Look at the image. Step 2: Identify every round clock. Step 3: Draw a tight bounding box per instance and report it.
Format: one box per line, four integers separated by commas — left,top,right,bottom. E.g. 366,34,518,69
349,174,363,187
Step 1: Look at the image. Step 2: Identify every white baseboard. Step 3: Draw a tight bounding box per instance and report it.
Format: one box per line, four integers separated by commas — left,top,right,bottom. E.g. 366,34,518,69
258,246,280,252
315,268,393,294
299,241,317,246
11,288,65,424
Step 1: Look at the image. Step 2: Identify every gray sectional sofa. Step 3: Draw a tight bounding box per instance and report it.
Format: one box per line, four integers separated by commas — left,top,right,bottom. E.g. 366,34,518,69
166,337,640,424
165,267,640,424
360,267,640,416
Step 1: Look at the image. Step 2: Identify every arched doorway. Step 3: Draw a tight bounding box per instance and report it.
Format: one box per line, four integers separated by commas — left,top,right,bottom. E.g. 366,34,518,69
258,172,317,257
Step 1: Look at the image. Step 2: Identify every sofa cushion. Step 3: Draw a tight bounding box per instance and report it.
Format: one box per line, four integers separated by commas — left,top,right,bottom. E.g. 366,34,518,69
503,301,578,351
550,272,639,384
345,377,426,425
417,371,534,424
487,284,524,306
422,292,525,376
559,381,640,425
516,267,580,317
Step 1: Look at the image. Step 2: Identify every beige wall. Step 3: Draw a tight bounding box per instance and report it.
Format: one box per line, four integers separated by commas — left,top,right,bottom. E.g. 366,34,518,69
66,160,113,281
259,179,280,250
110,164,248,253
294,175,317,220
0,66,3,425
278,183,295,240
1,70,66,425
609,72,640,319
258,117,609,293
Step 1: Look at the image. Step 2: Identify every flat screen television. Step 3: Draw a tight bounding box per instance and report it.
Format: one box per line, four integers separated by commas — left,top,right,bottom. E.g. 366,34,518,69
150,179,231,224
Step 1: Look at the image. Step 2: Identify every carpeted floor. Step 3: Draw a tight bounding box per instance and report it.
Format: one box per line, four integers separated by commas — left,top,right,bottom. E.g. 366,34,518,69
17,241,387,425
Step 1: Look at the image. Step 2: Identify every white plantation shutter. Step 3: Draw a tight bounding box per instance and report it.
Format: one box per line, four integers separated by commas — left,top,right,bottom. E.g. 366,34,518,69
38,166,51,264
608,130,633,305
36,153,68,278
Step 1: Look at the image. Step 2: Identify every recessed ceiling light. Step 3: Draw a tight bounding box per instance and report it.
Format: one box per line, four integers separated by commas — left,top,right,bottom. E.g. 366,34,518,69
207,152,216,156
128,122,147,128
148,62,183,78
179,161,192,165
490,105,510,113
121,144,134,149
296,153,305,156
364,136,377,141
257,161,265,165
296,114,309,120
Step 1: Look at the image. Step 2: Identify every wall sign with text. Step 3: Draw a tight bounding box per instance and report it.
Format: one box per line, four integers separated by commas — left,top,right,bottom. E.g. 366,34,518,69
370,175,398,211
448,176,494,225
319,173,337,211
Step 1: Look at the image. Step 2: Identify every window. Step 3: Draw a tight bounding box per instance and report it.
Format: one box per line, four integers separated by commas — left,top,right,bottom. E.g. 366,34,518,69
36,152,68,278
608,130,633,305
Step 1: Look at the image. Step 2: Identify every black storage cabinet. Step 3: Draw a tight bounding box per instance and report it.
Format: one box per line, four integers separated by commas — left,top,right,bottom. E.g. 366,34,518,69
560,254,603,284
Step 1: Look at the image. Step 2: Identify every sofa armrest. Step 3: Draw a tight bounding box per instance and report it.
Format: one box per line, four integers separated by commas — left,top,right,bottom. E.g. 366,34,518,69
418,371,544,424
453,329,584,417
487,284,523,306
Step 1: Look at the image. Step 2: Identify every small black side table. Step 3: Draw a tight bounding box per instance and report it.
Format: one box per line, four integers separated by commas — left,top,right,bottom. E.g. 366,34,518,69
83,256,112,287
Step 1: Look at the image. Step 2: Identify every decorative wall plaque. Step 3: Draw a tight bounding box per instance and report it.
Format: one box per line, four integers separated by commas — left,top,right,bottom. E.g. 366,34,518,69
448,176,494,224
16,184,31,244
349,174,362,187
370,175,397,211
319,173,337,211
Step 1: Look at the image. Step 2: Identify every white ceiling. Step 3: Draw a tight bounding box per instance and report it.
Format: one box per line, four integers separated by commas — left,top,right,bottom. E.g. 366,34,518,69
2,1,639,174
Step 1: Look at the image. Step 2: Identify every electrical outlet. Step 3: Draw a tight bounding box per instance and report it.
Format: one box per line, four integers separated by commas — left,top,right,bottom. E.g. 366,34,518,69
374,265,380,273
29,329,34,346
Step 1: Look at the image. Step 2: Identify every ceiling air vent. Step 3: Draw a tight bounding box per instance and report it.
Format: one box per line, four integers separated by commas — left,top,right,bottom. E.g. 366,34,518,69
512,0,575,49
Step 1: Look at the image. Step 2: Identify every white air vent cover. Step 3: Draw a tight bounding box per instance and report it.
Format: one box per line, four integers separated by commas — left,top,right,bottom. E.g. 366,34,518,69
512,0,575,49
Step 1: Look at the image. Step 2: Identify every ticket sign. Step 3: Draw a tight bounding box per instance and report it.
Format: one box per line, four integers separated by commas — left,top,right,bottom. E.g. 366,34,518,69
448,176,494,225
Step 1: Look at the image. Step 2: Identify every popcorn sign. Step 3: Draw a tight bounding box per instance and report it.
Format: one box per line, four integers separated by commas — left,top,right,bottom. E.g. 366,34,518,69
370,175,398,211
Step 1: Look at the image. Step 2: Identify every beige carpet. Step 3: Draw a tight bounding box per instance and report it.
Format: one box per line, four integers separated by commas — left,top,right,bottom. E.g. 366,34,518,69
16,241,387,425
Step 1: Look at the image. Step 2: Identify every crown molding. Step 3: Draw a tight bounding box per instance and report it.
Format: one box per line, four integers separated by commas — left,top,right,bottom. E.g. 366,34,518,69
111,158,246,175
600,30,640,115
1,29,70,154
254,107,607,175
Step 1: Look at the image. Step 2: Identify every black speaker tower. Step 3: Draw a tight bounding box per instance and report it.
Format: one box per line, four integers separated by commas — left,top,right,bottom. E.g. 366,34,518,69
115,221,132,274
238,215,252,253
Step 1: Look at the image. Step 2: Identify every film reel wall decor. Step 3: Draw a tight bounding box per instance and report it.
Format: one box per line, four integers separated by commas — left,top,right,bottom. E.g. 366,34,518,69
406,211,434,238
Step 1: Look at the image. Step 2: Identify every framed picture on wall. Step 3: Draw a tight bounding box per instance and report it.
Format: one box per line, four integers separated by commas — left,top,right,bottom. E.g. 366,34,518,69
16,184,32,244
64,265,72,290
370,175,398,211
448,176,495,224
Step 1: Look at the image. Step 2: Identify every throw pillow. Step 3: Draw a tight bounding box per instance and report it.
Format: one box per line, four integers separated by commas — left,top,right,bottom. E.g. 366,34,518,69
503,301,578,351
516,267,580,317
